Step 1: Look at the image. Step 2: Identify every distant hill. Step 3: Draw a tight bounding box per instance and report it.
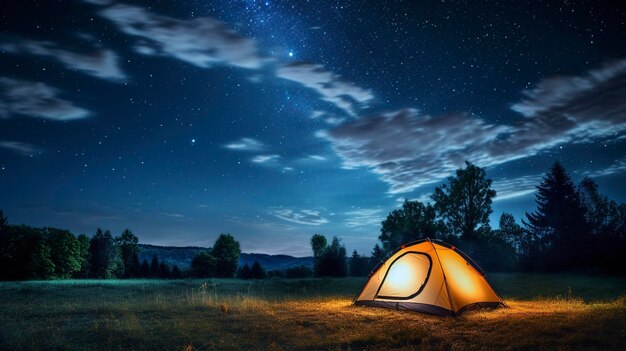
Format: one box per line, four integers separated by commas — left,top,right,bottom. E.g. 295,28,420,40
138,244,313,271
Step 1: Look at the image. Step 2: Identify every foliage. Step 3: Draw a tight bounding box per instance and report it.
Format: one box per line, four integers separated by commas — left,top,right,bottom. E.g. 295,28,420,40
88,229,122,279
237,264,252,279
369,244,385,268
313,236,348,277
379,200,442,252
432,161,496,239
211,234,241,278
250,261,267,279
284,265,313,278
191,252,217,277
522,162,589,271
349,250,370,276
115,229,140,278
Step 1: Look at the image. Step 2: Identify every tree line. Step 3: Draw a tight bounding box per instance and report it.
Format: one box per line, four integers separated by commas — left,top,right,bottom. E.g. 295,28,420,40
366,161,626,274
2,160,623,279
0,217,244,280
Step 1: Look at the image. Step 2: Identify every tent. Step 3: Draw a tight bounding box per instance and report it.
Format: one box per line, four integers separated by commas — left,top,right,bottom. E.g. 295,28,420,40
353,238,506,316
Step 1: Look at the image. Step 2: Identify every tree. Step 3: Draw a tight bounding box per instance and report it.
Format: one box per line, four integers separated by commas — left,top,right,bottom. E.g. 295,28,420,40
159,262,171,278
523,162,588,271
150,255,160,278
379,200,441,252
578,177,625,273
211,234,241,278
310,234,327,267
284,265,313,278
250,261,267,279
349,250,370,277
370,244,385,269
75,234,91,278
314,236,348,277
28,240,55,279
141,259,151,278
237,263,251,279
191,252,217,277
432,161,496,240
115,229,140,278
88,229,121,278
495,213,524,252
171,264,182,279
46,228,82,279
0,210,7,230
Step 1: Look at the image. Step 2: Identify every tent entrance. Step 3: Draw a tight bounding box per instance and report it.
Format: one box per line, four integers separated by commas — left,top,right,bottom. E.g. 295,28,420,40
375,252,432,300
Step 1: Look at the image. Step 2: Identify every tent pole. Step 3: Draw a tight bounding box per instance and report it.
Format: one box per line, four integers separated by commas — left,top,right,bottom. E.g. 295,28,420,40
428,238,456,316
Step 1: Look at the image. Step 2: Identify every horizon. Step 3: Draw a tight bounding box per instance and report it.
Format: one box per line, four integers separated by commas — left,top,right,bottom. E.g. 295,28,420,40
1,0,625,257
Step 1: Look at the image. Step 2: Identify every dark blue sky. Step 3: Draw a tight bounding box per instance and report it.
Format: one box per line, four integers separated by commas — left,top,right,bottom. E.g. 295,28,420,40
1,0,625,256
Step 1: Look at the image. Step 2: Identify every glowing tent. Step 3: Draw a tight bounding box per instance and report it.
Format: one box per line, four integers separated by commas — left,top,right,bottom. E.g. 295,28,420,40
353,239,505,316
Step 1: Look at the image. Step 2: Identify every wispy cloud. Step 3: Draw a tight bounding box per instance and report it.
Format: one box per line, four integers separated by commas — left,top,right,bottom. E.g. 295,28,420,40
318,109,512,193
308,155,326,161
0,141,42,156
99,4,263,69
319,60,626,194
251,154,280,164
271,208,329,225
1,38,126,82
224,137,265,151
0,77,90,120
492,175,542,201
344,208,384,228
582,158,626,178
277,62,374,116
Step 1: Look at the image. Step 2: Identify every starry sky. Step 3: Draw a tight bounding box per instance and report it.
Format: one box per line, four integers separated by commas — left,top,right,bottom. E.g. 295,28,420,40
1,0,625,256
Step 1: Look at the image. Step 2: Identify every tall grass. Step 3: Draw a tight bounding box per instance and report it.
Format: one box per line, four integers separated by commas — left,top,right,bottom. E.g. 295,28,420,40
1,275,624,350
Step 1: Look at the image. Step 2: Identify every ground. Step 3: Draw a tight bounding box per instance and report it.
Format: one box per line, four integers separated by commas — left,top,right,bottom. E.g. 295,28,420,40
1,274,625,350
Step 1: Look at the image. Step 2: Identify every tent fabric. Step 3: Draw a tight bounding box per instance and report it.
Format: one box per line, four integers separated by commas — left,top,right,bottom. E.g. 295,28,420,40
353,239,505,316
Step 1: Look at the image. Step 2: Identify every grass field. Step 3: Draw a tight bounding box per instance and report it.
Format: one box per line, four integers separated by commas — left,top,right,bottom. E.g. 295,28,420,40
1,274,625,350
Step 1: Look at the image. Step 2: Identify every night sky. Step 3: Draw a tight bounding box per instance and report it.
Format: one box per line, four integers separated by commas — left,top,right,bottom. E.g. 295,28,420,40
1,0,625,256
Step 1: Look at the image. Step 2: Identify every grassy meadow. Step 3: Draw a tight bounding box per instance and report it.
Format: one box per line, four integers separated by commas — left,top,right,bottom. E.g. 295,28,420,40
1,274,625,350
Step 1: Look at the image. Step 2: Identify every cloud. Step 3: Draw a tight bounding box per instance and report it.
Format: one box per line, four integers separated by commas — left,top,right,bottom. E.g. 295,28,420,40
319,60,626,194
224,138,264,151
318,109,512,193
492,175,542,201
499,59,626,154
582,158,626,178
271,209,329,225
0,77,90,120
344,208,384,228
99,4,263,69
251,154,280,164
0,141,42,156
277,62,374,115
1,38,126,82
308,155,326,161
83,0,113,5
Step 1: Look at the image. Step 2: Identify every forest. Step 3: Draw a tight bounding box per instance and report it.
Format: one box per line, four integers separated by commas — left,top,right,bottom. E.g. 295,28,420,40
1,161,625,281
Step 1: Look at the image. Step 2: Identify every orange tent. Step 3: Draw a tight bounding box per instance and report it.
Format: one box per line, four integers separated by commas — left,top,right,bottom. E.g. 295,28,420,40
353,238,505,316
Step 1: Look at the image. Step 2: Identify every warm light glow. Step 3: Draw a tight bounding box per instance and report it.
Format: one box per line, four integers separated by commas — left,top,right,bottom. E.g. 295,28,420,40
377,253,430,298
444,256,480,296
385,260,414,291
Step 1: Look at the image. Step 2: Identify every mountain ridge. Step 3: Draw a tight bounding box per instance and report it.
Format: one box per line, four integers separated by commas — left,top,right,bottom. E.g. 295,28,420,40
138,244,313,270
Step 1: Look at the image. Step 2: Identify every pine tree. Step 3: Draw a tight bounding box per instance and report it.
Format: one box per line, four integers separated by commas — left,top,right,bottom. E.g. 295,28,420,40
141,259,151,277
171,264,182,279
150,255,160,278
370,244,385,268
250,261,266,279
238,263,251,279
523,162,588,271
